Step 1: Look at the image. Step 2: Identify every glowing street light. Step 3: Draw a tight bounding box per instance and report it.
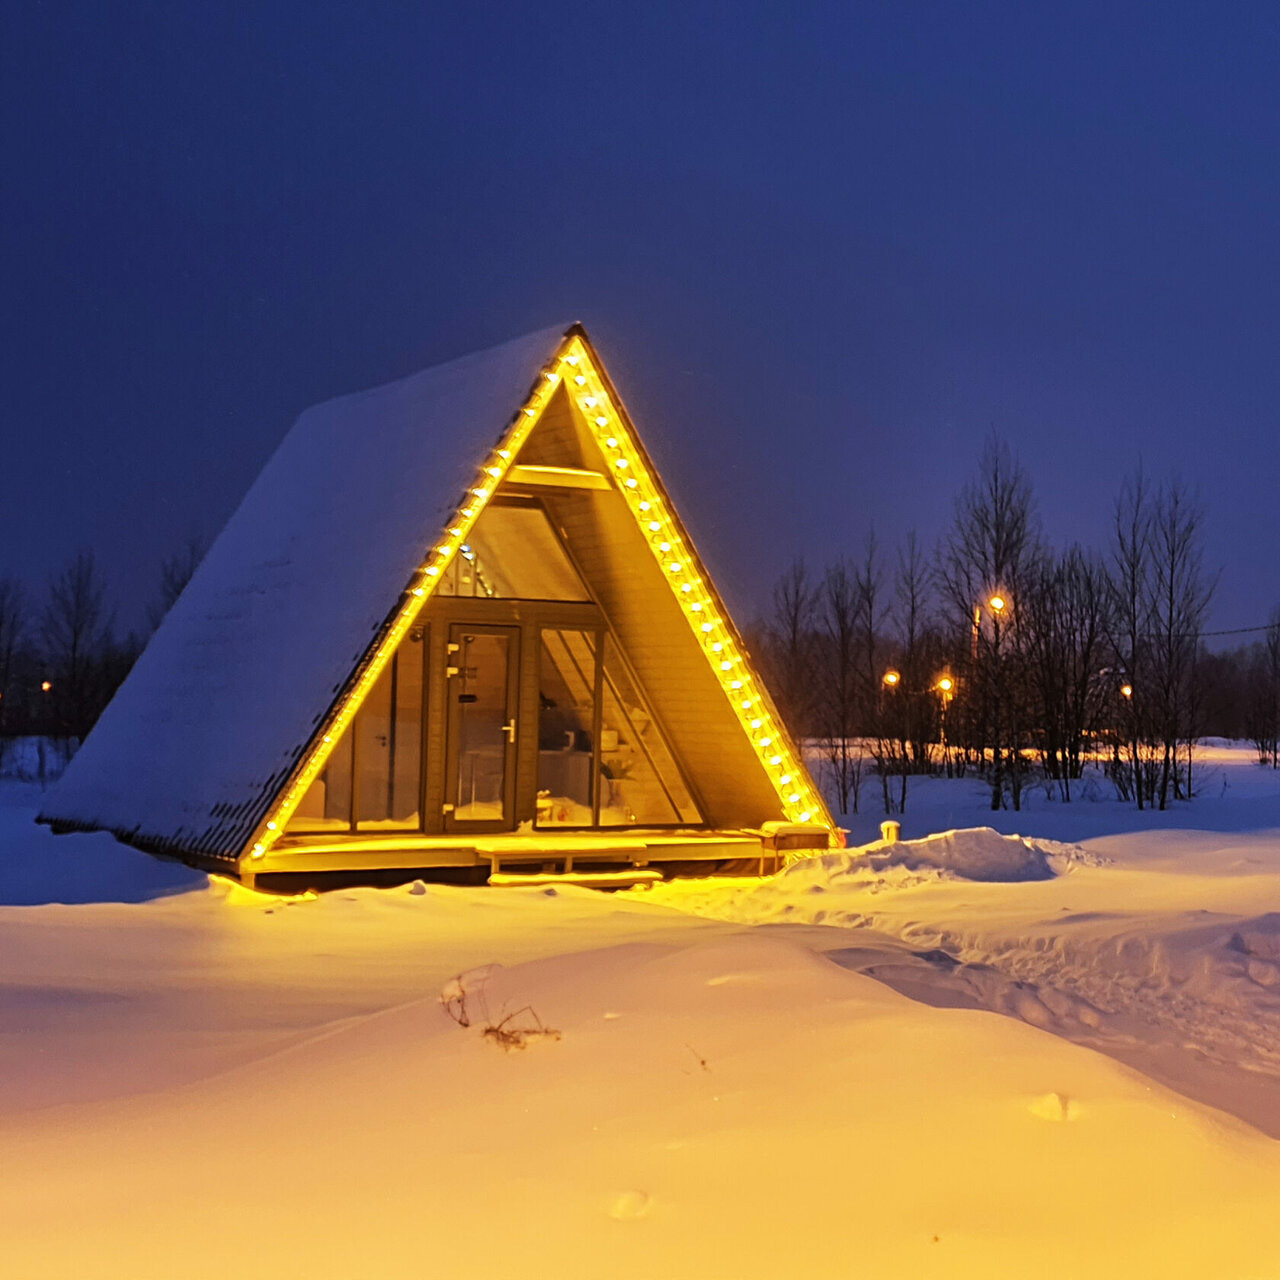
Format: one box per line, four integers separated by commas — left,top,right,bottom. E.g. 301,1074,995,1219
40,681,52,693
882,669,901,688
988,593,1007,614
934,675,954,697
1120,683,1133,700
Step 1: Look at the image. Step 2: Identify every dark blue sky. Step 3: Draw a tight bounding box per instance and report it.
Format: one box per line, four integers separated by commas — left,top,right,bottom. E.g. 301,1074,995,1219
4,3,1279,637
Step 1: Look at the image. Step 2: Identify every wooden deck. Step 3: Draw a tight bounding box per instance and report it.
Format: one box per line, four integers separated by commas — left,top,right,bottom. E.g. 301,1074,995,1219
249,828,765,882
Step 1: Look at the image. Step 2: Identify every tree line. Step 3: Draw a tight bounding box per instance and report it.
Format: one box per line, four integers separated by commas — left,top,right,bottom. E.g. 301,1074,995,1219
0,540,203,772
753,434,1278,816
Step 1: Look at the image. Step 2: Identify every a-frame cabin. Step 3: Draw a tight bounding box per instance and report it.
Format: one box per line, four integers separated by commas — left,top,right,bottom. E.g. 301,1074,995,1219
39,324,836,889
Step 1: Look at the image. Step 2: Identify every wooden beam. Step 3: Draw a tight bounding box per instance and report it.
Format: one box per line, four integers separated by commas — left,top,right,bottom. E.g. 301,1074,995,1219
504,464,611,491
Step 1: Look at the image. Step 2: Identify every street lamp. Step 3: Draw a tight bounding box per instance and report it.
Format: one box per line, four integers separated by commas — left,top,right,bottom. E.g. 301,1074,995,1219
40,681,52,693
972,590,1012,658
1120,683,1133,700
934,674,955,776
882,669,901,688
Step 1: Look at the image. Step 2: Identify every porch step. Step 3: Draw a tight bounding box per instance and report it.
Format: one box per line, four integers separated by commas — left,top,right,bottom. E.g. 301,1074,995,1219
488,868,663,890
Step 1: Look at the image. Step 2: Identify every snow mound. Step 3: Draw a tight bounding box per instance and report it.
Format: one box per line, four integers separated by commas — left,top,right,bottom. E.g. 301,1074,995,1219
864,826,1100,882
802,826,1100,884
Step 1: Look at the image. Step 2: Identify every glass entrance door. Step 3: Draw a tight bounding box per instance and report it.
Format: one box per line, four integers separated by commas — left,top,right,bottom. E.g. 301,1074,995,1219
444,625,519,830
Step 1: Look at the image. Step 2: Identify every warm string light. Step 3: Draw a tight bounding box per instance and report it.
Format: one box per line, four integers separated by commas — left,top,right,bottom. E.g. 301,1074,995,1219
245,335,830,870
555,336,828,832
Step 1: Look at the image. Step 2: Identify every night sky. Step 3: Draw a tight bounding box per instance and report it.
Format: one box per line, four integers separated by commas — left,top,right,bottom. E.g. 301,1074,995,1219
5,3,1280,639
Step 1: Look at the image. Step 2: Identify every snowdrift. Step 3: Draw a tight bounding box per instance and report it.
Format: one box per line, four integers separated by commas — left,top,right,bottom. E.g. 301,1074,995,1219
782,825,1100,886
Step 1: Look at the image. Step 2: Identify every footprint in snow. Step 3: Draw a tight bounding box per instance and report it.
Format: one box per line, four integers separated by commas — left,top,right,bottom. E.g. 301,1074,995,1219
609,1190,653,1220
1029,1091,1077,1122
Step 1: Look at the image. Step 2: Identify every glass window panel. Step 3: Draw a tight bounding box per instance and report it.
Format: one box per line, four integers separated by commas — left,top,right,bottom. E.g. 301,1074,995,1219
453,632,512,821
537,630,598,827
462,503,590,600
598,637,701,826
356,629,424,829
287,628,424,834
287,727,353,832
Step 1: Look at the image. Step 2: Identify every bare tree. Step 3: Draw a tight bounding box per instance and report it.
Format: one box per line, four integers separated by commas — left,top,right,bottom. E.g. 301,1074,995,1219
0,578,24,767
148,535,205,632
815,560,865,814
1022,546,1113,797
1149,481,1215,807
1108,470,1157,808
765,558,817,736
41,551,115,745
936,433,1040,808
1247,609,1280,767
892,531,940,779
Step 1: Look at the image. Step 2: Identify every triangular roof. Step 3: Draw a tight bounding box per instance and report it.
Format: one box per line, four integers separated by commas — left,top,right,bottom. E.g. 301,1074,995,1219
40,324,831,865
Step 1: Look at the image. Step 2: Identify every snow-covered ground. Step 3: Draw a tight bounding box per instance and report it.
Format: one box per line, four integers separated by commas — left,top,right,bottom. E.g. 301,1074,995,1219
3,746,1280,1277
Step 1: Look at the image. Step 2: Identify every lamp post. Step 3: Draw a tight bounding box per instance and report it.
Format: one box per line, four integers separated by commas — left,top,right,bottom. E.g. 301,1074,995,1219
972,592,1011,810
934,674,954,776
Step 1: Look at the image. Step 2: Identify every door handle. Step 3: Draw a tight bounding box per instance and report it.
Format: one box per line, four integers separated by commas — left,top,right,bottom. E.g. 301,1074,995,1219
502,719,517,743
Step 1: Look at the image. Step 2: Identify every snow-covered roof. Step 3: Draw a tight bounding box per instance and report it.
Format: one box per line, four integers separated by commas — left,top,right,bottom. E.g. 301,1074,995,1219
39,324,573,861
